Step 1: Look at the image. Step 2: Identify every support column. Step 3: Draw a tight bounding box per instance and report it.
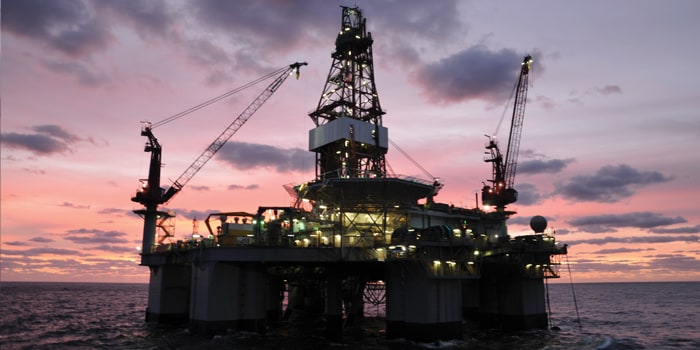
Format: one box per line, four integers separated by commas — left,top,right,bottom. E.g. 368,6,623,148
238,263,268,332
266,278,285,325
146,264,191,323
385,261,462,342
479,263,548,330
285,281,304,320
189,261,240,331
345,278,365,326
325,270,343,339
461,279,480,328
188,262,268,332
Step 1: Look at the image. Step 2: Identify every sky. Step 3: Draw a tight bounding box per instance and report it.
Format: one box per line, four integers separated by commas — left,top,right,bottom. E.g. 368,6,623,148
2,0,699,284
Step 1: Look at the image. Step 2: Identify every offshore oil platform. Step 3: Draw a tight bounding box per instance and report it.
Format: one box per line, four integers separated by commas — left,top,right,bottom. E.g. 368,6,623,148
132,6,567,342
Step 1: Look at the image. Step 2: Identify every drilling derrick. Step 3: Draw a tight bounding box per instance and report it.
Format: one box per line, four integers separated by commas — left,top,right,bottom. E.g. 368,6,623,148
299,6,437,240
309,6,387,180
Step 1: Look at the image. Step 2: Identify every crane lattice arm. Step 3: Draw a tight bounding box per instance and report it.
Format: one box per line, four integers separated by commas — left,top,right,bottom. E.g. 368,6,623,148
161,62,307,203
482,55,532,210
503,55,532,189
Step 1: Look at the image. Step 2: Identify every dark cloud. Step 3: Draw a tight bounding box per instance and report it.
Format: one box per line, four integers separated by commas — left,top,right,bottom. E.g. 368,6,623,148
552,228,572,235
188,0,333,70
563,234,699,246
217,141,313,172
366,0,463,69
366,0,462,49
191,1,461,54
367,0,461,37
566,84,623,106
647,254,700,272
596,85,622,95
3,1,468,88
65,228,129,244
42,60,108,86
1,256,142,277
554,164,672,203
98,1,173,40
0,125,83,156
189,185,211,192
1,247,91,256
186,1,456,76
186,38,231,68
571,224,610,234
1,132,70,155
591,247,654,255
2,0,112,57
132,1,321,79
518,158,574,175
32,125,79,142
568,258,643,274
2,0,175,86
414,46,517,104
59,202,90,209
535,95,555,110
29,237,54,243
228,184,259,190
650,225,700,234
97,208,130,216
506,216,532,226
90,244,139,254
4,241,30,246
188,1,465,78
22,168,47,175
413,46,542,104
2,0,175,56
513,183,542,206
186,39,236,84
569,212,687,233
2,0,463,89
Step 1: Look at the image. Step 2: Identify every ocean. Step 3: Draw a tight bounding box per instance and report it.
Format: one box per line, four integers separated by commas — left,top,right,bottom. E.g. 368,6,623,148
0,281,698,349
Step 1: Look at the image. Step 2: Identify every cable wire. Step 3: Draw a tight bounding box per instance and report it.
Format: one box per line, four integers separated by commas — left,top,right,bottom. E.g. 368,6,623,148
565,254,583,331
388,139,435,180
150,66,289,129
492,76,519,137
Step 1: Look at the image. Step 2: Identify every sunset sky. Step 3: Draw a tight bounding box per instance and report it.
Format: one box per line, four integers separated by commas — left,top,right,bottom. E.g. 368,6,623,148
2,0,699,283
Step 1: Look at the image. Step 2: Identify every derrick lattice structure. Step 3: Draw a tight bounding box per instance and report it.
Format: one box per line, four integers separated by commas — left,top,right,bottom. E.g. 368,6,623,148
308,6,387,180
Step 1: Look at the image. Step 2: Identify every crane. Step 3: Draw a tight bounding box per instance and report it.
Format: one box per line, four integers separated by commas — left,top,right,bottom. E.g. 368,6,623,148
133,62,307,255
482,55,532,210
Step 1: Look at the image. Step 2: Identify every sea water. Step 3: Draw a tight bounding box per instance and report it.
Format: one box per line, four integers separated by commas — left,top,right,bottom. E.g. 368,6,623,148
1,281,698,349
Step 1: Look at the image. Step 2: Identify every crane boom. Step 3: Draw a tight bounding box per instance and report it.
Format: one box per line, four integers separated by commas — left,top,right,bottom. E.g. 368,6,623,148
161,62,307,203
132,62,306,255
482,55,532,210
504,55,532,189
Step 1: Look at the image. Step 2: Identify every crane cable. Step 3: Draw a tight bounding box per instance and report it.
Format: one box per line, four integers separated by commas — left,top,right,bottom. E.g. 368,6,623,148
491,75,519,137
150,65,291,129
389,139,436,181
